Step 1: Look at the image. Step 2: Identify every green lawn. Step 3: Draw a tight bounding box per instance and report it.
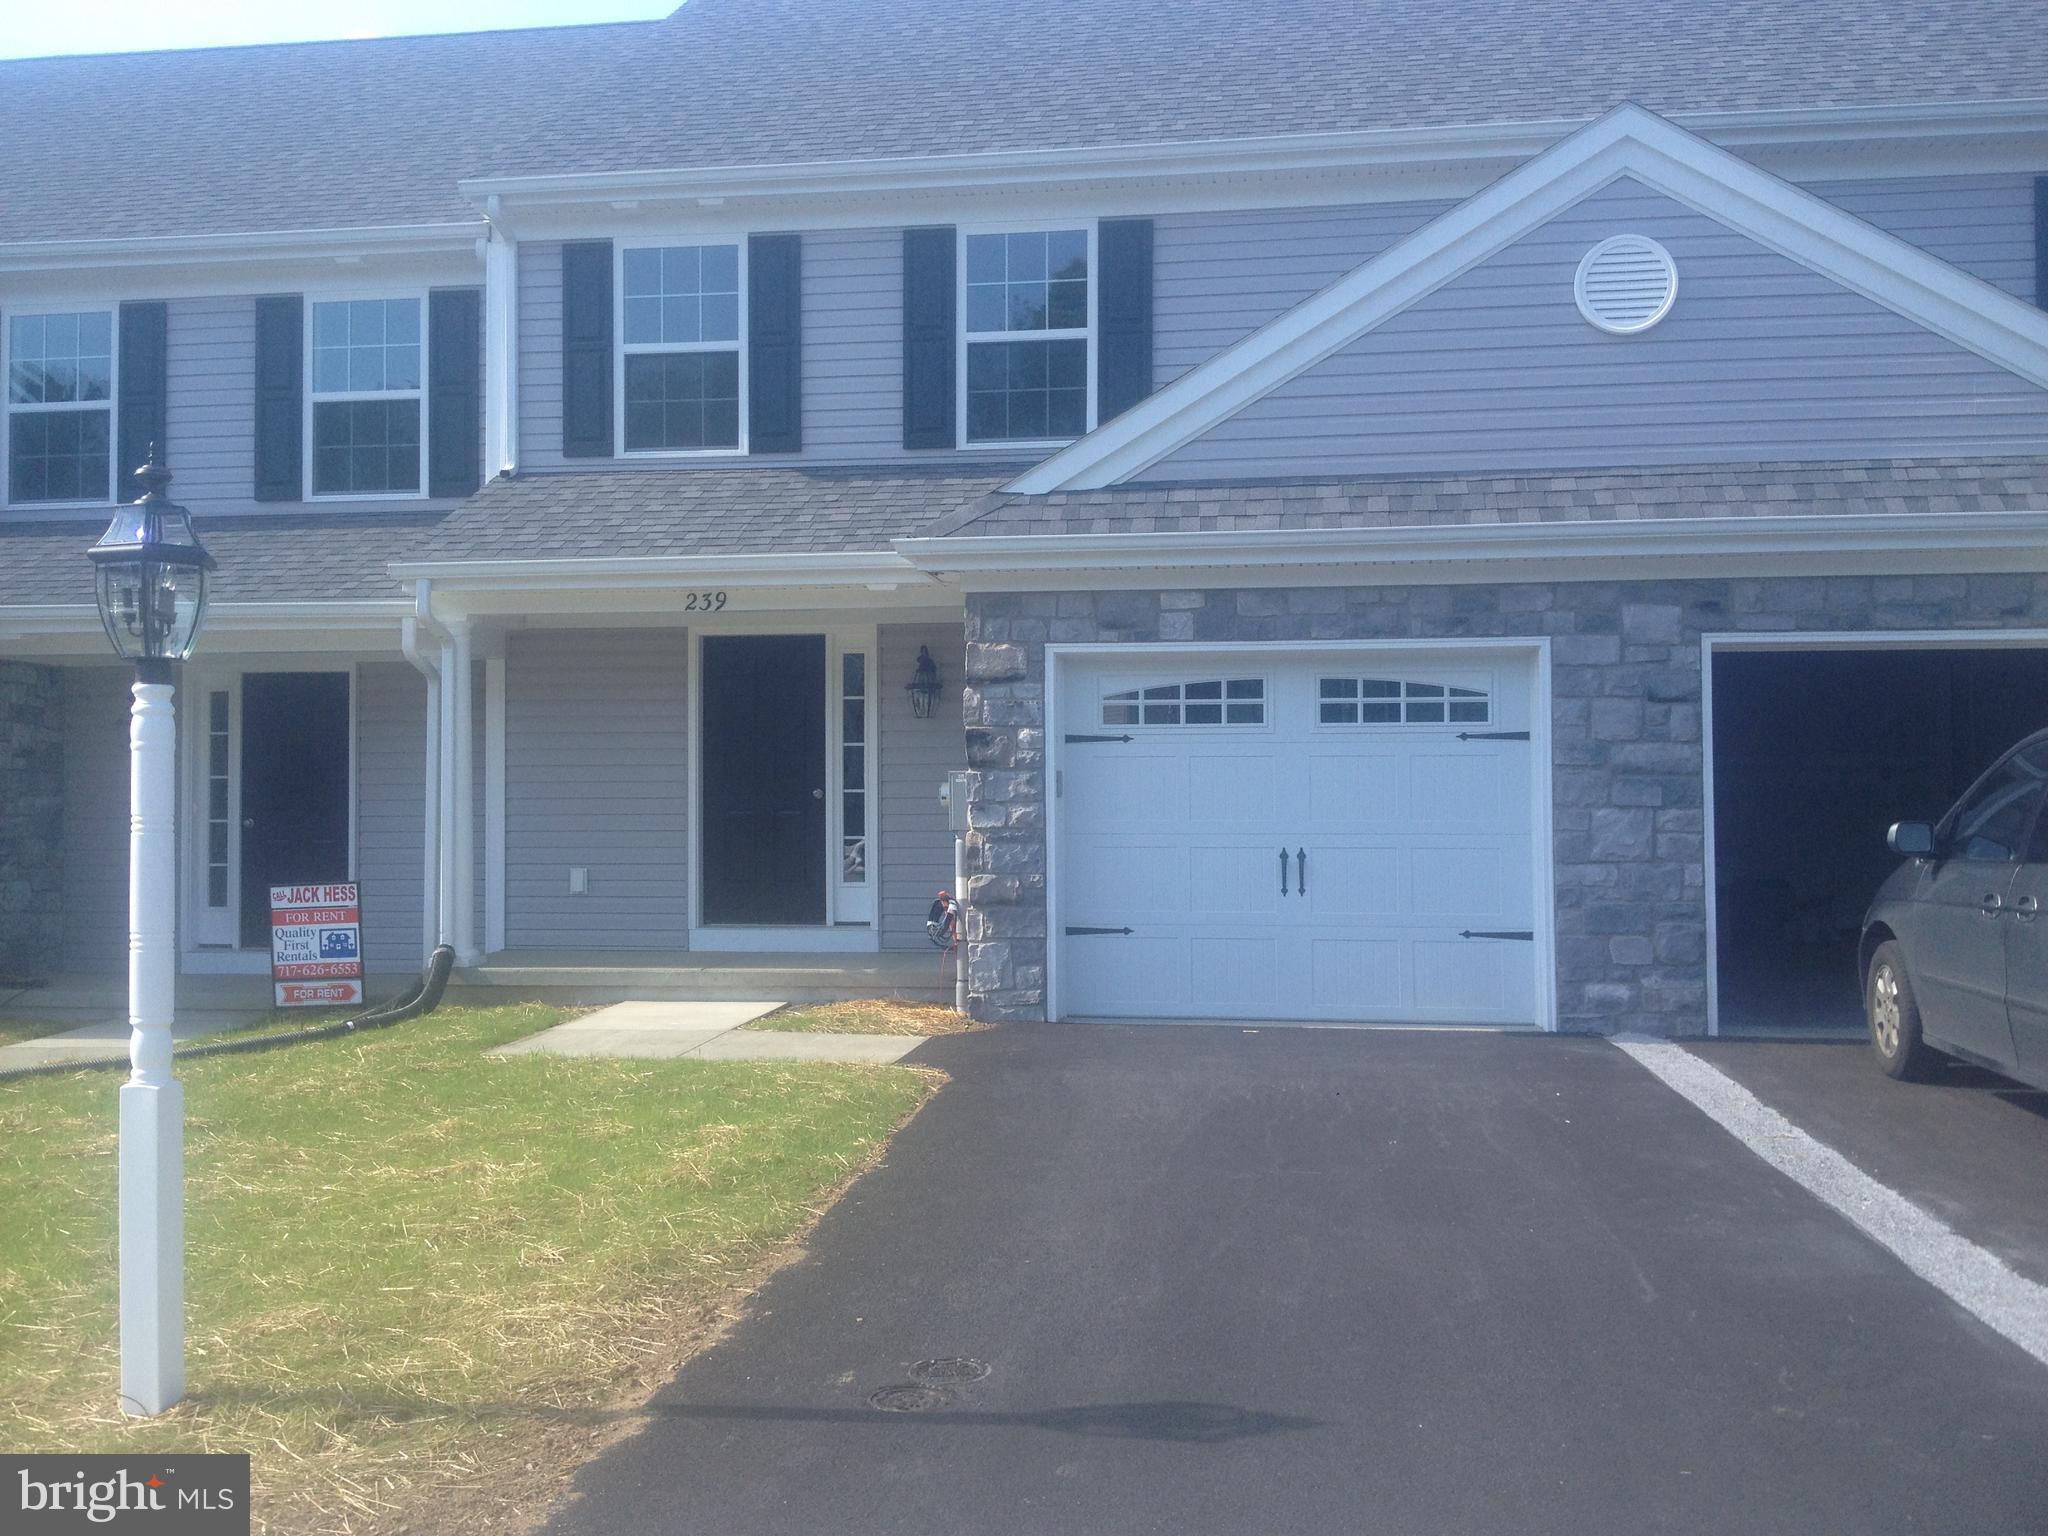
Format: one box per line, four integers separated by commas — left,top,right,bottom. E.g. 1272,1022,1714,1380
0,1003,935,1534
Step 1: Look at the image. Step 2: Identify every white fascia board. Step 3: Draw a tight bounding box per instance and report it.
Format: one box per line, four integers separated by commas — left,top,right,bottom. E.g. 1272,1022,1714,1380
0,222,489,275
386,549,931,591
1009,104,2048,494
460,97,2048,215
894,509,2048,576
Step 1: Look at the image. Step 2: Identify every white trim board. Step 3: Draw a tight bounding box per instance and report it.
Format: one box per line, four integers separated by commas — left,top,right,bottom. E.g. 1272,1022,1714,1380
1008,103,2048,493
1697,627,2048,1038
1040,638,1556,1029
895,509,2048,583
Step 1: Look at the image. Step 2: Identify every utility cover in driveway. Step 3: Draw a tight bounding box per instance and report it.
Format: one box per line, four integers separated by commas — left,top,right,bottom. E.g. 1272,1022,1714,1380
1056,648,1539,1023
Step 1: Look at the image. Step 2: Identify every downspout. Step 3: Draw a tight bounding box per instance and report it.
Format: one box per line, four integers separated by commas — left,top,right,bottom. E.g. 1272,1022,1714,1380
411,581,458,956
400,613,443,961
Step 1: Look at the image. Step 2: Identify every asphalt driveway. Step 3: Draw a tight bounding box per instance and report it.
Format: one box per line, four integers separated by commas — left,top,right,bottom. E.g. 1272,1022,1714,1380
543,1025,2048,1536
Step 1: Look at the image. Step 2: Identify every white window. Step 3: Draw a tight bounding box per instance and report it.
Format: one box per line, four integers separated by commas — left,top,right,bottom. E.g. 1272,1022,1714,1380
6,308,115,505
1102,678,1265,728
309,297,425,498
961,226,1093,445
1319,677,1491,726
619,242,746,454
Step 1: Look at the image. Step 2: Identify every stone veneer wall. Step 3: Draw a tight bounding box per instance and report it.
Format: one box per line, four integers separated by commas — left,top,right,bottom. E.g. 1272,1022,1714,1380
960,572,2048,1033
0,661,65,979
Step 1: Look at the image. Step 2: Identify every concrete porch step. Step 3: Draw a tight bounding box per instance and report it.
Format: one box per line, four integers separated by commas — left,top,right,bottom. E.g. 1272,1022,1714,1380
447,949,957,1007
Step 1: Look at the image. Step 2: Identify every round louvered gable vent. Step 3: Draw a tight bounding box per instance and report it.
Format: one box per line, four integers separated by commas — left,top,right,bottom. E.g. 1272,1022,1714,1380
1574,235,1678,334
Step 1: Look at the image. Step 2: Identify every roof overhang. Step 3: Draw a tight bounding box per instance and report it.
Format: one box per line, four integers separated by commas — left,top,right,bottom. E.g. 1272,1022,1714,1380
0,599,412,657
461,98,2048,227
0,221,490,276
390,549,960,619
894,509,2048,587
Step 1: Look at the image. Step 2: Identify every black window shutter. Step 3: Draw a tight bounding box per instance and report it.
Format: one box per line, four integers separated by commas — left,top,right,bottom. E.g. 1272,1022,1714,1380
253,295,303,502
428,288,483,497
902,226,956,450
1097,218,1155,423
2035,176,2047,310
561,240,614,458
115,300,168,493
747,233,803,453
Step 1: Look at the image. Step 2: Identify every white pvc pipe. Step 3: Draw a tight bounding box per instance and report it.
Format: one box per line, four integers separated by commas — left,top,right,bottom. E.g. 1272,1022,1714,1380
954,835,968,1015
449,619,477,967
120,673,183,1416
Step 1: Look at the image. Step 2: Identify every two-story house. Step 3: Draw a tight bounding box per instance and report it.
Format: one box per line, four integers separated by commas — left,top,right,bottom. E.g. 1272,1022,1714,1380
5,0,2048,1040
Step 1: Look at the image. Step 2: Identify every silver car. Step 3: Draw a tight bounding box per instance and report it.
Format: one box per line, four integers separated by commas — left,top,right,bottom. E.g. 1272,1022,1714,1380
1860,730,2048,1088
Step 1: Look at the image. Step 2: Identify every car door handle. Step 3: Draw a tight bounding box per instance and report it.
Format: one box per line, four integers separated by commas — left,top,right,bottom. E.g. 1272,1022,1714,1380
1982,894,2006,915
2015,895,2040,920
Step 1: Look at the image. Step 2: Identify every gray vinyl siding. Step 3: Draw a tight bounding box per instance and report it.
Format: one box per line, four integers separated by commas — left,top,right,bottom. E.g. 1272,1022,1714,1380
1153,199,1452,389
878,622,963,951
73,294,476,521
503,628,688,949
517,241,567,467
802,226,905,462
1149,176,2048,483
354,660,427,971
521,232,911,470
60,667,129,973
1812,174,2038,302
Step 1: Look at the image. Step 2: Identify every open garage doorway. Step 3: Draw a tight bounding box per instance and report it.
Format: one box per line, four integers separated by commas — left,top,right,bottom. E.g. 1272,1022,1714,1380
1708,640,2048,1036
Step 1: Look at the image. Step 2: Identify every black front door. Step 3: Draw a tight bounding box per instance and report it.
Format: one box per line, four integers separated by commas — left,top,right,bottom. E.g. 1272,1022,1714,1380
239,672,352,948
700,634,827,926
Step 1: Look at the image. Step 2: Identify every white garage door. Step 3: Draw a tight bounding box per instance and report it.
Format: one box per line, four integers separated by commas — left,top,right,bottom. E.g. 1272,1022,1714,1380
1056,648,1540,1025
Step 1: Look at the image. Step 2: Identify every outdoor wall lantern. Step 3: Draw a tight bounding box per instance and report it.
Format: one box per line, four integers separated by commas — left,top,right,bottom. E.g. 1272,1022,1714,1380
906,644,942,719
88,452,214,1418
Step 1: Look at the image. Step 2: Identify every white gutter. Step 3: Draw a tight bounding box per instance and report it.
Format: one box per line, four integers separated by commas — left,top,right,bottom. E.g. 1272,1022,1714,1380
388,549,932,590
0,599,410,642
894,508,2048,575
457,97,2048,209
0,221,490,274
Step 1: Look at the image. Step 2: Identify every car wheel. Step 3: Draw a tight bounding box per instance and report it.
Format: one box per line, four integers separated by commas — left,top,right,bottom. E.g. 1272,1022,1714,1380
1867,941,1937,1081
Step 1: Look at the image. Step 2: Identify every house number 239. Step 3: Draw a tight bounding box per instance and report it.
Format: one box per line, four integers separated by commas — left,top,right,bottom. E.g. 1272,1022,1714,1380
681,591,729,611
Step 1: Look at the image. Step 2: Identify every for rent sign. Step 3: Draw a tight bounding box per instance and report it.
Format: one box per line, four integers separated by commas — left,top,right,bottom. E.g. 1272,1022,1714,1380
270,882,363,1008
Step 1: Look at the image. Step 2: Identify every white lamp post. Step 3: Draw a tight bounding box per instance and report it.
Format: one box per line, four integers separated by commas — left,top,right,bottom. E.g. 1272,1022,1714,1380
88,453,215,1418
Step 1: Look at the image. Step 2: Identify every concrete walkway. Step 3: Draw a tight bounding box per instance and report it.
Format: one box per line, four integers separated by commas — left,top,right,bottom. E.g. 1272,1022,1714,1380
0,1012,253,1072
488,1001,926,1063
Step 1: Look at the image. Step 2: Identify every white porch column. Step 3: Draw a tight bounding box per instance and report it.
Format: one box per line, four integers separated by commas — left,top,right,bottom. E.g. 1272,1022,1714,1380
484,655,506,955
120,673,183,1416
450,618,478,966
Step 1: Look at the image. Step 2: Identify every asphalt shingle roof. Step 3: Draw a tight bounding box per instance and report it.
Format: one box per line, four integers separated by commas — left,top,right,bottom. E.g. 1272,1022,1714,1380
6,0,2048,244
924,457,2048,539
405,465,1024,564
0,510,453,607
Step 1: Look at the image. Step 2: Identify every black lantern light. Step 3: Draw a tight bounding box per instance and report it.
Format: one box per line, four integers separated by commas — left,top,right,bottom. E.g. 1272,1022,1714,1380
906,644,942,719
89,454,215,674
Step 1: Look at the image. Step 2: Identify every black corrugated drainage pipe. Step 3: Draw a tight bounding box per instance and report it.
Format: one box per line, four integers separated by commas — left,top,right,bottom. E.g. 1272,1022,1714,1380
0,946,456,1085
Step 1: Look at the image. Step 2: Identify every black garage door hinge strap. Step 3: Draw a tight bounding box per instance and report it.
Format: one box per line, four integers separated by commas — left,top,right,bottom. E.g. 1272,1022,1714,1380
1456,730,1531,741
1065,925,1135,936
1460,929,1535,941
1063,733,1134,744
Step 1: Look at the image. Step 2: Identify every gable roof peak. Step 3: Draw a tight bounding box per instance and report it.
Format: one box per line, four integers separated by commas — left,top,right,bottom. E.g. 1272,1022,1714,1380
1009,103,2048,494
